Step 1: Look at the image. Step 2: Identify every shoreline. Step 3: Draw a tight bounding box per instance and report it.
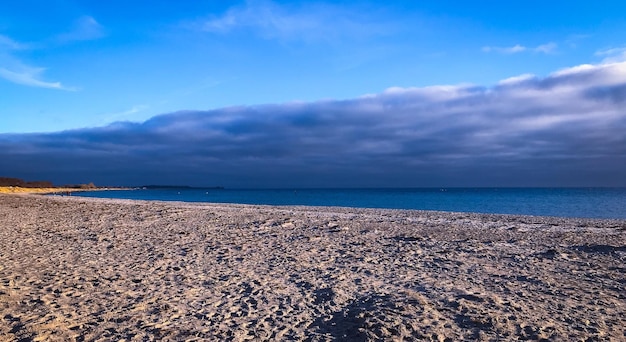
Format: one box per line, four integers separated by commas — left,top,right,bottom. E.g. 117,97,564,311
44,190,626,222
1,194,624,340
0,186,126,195
51,187,626,220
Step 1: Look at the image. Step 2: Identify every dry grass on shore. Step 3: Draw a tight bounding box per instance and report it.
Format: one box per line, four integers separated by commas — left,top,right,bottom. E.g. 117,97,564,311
0,187,94,194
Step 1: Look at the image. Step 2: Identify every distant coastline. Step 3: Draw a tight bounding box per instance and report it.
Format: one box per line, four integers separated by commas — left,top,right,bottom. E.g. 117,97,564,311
0,176,126,194
0,186,126,195
140,185,225,190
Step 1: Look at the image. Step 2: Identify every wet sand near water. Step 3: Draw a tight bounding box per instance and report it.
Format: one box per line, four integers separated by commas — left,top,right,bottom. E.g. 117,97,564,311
1,194,625,341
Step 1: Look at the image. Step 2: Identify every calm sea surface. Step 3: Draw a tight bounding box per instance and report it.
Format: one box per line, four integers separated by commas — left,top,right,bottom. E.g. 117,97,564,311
68,188,626,219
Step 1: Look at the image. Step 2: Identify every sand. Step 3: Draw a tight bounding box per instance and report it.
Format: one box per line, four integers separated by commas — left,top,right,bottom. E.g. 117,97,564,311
0,187,100,195
0,194,624,341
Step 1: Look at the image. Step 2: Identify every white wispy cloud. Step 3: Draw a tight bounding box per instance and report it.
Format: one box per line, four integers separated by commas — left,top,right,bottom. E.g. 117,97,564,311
0,16,103,90
0,34,29,50
565,34,590,48
534,42,557,54
0,65,76,91
0,37,75,90
195,0,388,43
482,42,557,54
482,44,526,54
596,47,626,63
497,73,536,85
55,16,106,43
99,105,150,124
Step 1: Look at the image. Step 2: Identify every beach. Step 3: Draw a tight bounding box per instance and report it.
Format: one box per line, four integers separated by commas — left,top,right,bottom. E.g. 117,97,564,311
0,194,624,341
0,187,109,195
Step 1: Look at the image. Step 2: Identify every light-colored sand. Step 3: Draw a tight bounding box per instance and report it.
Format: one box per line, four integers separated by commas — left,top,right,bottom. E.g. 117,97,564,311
0,187,97,194
0,194,624,341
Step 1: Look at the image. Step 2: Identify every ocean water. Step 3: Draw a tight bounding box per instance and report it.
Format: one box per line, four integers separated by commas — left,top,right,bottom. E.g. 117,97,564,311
69,187,626,219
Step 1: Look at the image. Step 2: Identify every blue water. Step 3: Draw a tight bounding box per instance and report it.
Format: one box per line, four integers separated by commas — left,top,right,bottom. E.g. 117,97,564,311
68,188,626,219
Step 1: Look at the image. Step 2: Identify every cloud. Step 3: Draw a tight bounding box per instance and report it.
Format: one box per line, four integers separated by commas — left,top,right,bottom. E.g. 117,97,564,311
0,16,99,90
565,34,590,48
482,42,557,54
534,42,557,54
596,47,626,63
0,33,76,90
0,34,29,50
55,16,105,43
482,44,526,54
0,60,76,90
195,0,388,43
1,61,626,187
98,105,150,125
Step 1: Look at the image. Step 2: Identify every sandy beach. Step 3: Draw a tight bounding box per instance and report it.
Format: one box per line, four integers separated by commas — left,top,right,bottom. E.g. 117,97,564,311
0,187,81,195
0,194,624,341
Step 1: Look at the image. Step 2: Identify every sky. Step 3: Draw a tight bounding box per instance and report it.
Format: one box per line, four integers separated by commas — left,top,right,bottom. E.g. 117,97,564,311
1,0,626,187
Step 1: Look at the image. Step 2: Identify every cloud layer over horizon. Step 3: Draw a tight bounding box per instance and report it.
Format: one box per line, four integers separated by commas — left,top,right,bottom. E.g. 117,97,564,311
2,61,625,188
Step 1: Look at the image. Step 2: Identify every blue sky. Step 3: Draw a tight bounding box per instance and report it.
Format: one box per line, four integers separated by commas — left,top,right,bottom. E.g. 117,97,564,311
2,0,625,133
1,1,626,187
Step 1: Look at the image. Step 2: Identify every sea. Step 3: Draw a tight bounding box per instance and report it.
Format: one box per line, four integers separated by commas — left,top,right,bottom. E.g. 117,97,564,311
68,187,626,220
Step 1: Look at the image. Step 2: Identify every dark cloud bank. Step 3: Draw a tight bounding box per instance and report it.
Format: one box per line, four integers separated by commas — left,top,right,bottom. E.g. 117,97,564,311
2,62,626,188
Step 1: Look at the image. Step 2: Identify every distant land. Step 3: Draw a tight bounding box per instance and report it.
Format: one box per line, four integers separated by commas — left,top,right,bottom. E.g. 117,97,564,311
0,177,225,191
0,177,54,188
140,185,225,190
0,176,98,189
